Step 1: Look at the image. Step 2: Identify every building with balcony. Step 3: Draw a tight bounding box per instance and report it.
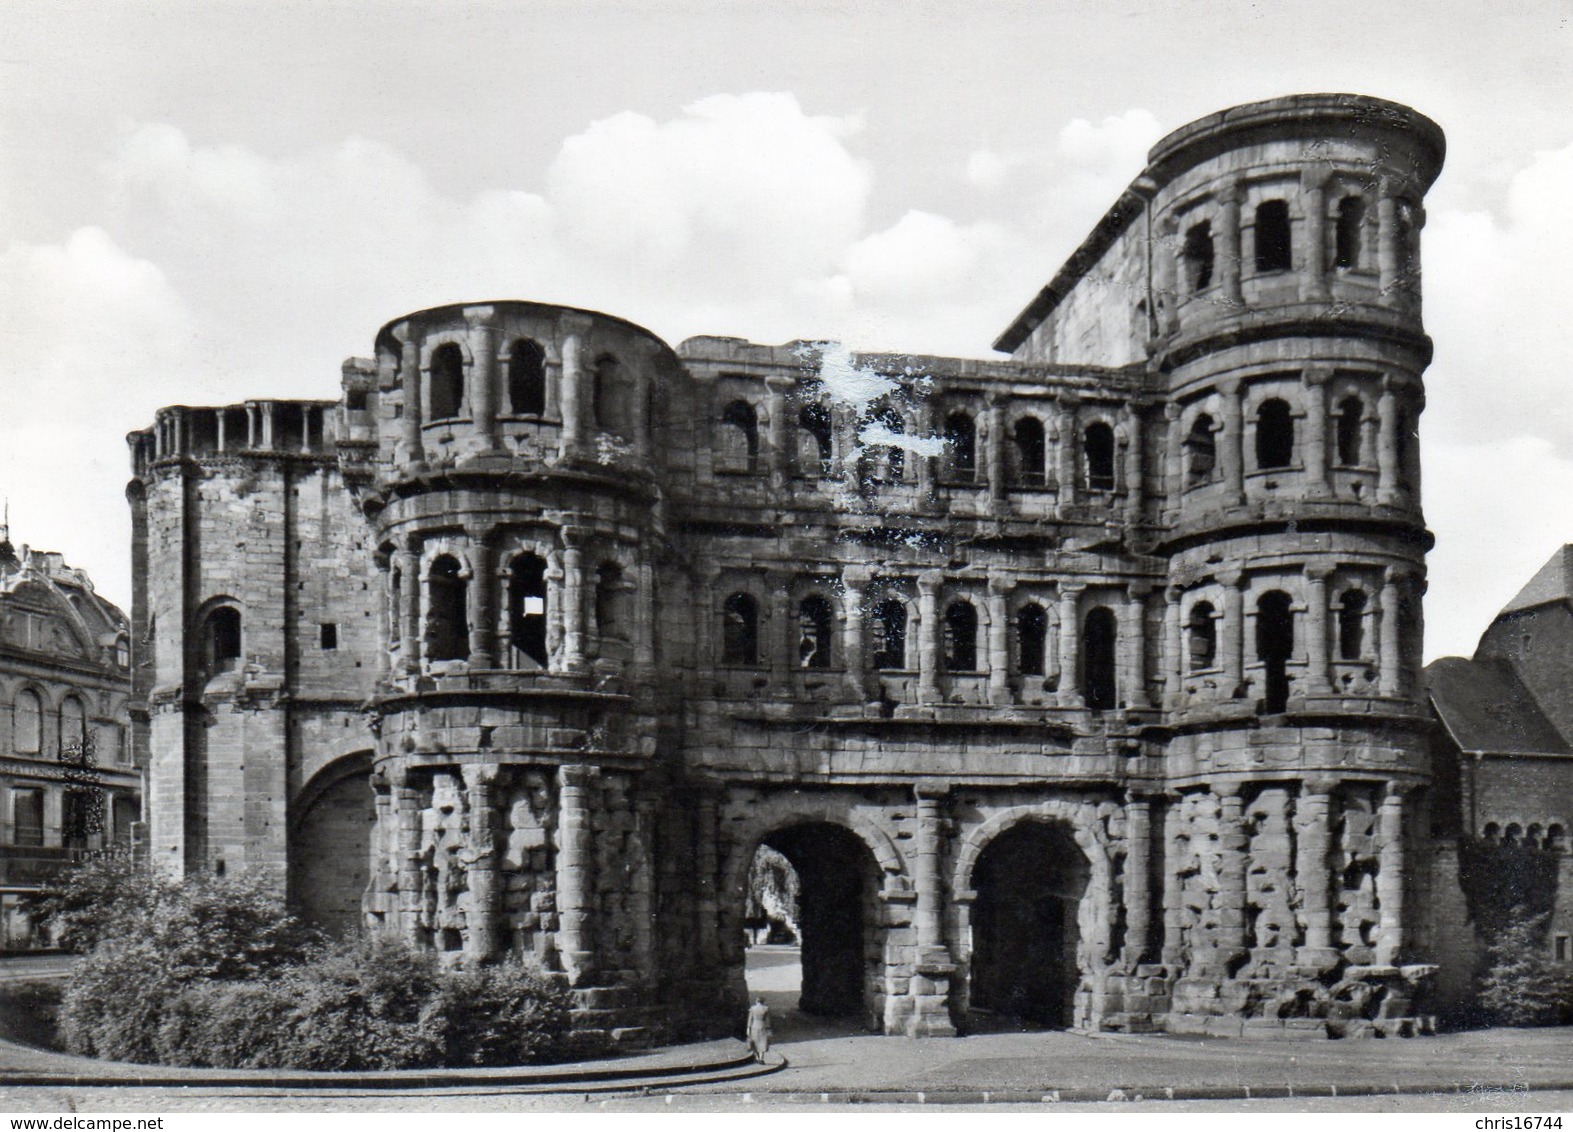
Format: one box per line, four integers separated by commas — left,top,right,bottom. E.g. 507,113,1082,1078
129,94,1454,1040
0,530,136,948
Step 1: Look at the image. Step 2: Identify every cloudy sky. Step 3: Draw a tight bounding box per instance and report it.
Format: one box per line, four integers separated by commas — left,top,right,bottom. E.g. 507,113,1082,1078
1,0,1568,660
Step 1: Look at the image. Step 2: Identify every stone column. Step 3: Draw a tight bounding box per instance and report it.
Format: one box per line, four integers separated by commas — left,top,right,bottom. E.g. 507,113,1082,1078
1218,181,1243,308
1162,402,1183,522
909,786,957,1037
467,536,496,669
1124,794,1153,967
398,333,423,465
1057,586,1082,707
1056,401,1079,507
1304,564,1332,695
261,402,276,450
917,571,942,702
463,765,500,962
561,535,588,673
1164,585,1184,709
986,573,1010,705
914,399,936,501
374,554,392,683
396,771,425,944
1377,181,1399,303
1379,570,1403,696
245,403,259,450
986,396,1007,510
1377,378,1399,505
766,375,792,488
555,764,598,985
1218,379,1244,505
842,567,868,700
1376,780,1408,966
467,311,498,450
397,547,420,675
1219,569,1245,696
634,560,656,673
1215,783,1248,962
1160,796,1184,966
1119,585,1149,708
215,410,228,453
1296,778,1337,965
1123,409,1144,524
1155,219,1180,334
1304,367,1331,498
1301,171,1329,302
560,316,589,459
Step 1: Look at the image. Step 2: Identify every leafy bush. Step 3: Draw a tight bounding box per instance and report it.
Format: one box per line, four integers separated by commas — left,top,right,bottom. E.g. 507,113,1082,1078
55,866,573,1069
34,853,164,953
1477,907,1573,1027
56,869,315,1062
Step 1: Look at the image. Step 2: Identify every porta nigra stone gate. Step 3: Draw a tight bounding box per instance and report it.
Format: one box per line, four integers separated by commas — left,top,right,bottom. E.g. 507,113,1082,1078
129,95,1453,1043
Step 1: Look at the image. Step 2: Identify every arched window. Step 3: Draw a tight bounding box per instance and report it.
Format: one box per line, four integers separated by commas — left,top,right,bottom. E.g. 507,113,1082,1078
722,593,760,666
1016,603,1047,677
1083,422,1115,491
798,403,833,475
944,412,977,481
871,599,907,671
797,595,834,669
429,343,464,420
14,689,42,754
1255,398,1295,470
1337,589,1367,661
943,600,978,672
718,401,760,473
1182,220,1214,292
426,556,469,661
1547,823,1566,853
1081,606,1117,710
1335,396,1363,466
1504,822,1523,846
509,553,548,669
60,696,87,753
1012,417,1046,486
593,354,622,433
1254,199,1292,272
1482,821,1501,844
1256,590,1294,713
594,562,628,643
1188,602,1217,671
204,606,242,675
507,338,546,416
1185,415,1216,486
866,404,905,484
1335,196,1365,269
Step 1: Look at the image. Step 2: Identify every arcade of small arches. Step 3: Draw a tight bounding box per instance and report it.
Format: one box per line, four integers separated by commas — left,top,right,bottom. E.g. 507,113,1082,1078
1478,821,1568,852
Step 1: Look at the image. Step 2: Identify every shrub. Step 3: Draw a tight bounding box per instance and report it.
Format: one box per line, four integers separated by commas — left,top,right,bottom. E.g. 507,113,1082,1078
56,870,315,1063
427,960,574,1066
33,853,165,953
1477,907,1573,1027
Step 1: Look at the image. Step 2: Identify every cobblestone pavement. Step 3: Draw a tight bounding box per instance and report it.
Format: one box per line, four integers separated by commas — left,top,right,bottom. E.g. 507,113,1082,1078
4,948,1570,1113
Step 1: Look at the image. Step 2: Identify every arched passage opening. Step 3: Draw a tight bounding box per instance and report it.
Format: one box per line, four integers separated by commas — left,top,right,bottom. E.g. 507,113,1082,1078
743,821,881,1032
968,820,1089,1029
288,754,374,938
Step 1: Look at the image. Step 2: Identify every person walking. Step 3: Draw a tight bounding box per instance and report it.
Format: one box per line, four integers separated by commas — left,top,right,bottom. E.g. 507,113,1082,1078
746,996,772,1063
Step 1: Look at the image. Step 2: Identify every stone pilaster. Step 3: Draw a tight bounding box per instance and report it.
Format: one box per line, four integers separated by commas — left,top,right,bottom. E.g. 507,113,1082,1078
467,535,495,668
1215,782,1248,966
463,764,499,962
1377,377,1399,505
1305,564,1332,694
1124,794,1152,967
555,764,597,985
1218,379,1244,505
1304,367,1331,498
907,786,957,1036
1057,585,1082,707
986,573,1010,705
917,571,942,702
466,311,498,450
1301,170,1329,301
1218,180,1243,308
561,533,587,673
1219,569,1245,696
1379,569,1403,696
1295,777,1338,968
1376,780,1408,966
396,771,424,945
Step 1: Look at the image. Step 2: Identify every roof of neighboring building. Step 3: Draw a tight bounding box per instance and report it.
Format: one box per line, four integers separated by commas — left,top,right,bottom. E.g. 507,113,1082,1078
1500,544,1573,616
1427,655,1571,756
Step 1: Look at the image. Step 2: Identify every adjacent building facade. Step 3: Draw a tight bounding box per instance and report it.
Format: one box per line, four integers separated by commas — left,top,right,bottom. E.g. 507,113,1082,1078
0,532,137,948
129,94,1454,1040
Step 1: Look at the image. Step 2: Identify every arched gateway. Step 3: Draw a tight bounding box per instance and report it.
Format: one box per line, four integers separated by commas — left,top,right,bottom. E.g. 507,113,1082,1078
131,95,1447,1046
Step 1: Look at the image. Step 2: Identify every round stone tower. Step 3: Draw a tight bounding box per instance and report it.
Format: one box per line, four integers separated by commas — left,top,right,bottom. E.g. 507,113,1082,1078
358,301,679,1045
1148,95,1445,1033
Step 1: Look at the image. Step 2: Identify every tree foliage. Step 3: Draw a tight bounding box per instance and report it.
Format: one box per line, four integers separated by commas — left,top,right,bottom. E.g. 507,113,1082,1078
1476,907,1573,1027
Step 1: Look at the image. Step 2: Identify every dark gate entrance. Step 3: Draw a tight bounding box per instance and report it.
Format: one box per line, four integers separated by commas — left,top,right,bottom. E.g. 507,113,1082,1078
969,820,1088,1027
759,822,878,1019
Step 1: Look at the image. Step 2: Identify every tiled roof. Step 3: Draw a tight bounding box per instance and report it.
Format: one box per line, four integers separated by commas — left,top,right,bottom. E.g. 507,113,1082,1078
1426,655,1571,756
